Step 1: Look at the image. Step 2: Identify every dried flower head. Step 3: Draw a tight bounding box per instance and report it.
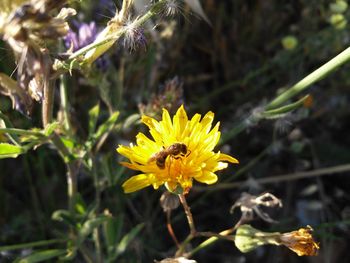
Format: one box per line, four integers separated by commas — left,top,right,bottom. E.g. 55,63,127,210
234,224,320,256
0,0,75,115
123,21,147,51
117,105,238,193
279,226,320,256
160,191,180,212
138,76,184,119
162,0,183,17
230,192,282,223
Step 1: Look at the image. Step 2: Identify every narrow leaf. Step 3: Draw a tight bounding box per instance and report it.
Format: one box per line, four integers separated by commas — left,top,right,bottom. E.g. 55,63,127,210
17,249,66,263
262,94,311,118
93,111,119,140
0,143,23,159
43,122,60,136
115,223,144,256
88,104,100,137
0,239,64,252
77,217,108,246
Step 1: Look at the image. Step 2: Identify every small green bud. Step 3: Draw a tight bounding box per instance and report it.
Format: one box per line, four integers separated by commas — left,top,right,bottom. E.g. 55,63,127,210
330,1,348,13
330,14,347,29
234,225,279,253
281,36,298,50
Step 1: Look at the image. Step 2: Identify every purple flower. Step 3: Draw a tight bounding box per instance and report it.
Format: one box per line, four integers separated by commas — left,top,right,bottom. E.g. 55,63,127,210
64,21,111,71
64,21,97,51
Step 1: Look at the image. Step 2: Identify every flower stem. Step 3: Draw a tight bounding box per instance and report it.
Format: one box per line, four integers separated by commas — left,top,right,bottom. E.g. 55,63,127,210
186,218,245,257
178,194,196,235
166,210,180,248
42,79,55,127
59,74,73,135
266,46,350,110
50,133,77,214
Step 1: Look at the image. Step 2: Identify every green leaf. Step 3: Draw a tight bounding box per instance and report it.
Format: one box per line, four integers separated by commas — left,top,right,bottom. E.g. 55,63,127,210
75,194,87,215
0,239,65,252
122,113,141,130
103,214,124,255
88,104,100,137
17,249,66,263
262,94,310,118
43,122,60,136
51,210,75,226
115,223,144,257
77,216,108,246
0,143,23,159
93,111,119,141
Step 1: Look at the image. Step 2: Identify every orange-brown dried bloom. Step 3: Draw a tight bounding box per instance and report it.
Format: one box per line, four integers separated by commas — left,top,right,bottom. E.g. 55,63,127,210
279,226,320,256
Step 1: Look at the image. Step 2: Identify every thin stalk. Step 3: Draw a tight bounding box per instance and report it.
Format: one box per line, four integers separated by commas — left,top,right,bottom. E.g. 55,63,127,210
266,46,350,110
201,163,350,191
59,74,73,135
42,80,55,127
51,133,77,214
166,210,180,248
178,194,196,235
175,233,195,257
187,218,244,257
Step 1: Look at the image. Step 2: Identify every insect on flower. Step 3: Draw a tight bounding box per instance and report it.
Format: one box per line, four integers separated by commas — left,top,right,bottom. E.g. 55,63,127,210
117,105,239,193
148,143,189,169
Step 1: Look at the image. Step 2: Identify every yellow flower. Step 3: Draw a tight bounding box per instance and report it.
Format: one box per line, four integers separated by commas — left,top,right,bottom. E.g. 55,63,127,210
117,105,238,193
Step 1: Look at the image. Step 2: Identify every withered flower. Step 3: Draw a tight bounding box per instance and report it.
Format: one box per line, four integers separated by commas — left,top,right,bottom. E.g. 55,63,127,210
230,192,282,223
138,77,184,119
235,224,320,256
0,0,75,116
279,226,320,256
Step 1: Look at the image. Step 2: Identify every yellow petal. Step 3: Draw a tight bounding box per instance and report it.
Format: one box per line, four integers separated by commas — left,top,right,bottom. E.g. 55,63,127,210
173,105,188,139
195,171,218,184
122,174,152,193
219,153,239,164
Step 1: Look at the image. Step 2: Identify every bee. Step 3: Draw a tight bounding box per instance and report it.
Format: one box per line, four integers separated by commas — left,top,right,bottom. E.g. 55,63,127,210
149,143,188,169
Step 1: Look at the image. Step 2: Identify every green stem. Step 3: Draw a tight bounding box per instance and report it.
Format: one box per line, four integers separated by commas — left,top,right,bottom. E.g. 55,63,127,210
50,134,77,214
0,239,65,252
187,219,244,257
59,75,73,135
266,46,350,110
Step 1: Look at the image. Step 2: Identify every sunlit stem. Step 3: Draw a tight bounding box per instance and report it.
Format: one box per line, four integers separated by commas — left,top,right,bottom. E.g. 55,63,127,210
222,46,350,142
59,74,73,135
178,194,196,235
266,46,350,110
42,79,55,127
